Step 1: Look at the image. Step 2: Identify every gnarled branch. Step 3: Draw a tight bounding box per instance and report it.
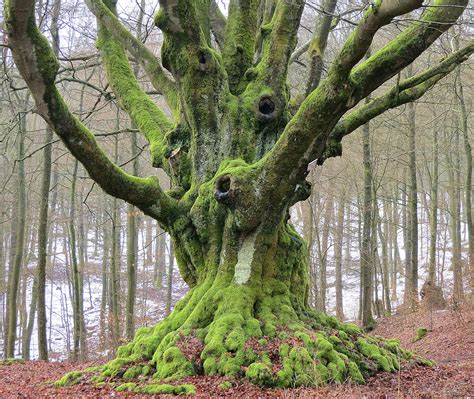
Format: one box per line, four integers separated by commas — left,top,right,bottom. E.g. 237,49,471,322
84,0,179,113
324,39,474,155
90,0,174,170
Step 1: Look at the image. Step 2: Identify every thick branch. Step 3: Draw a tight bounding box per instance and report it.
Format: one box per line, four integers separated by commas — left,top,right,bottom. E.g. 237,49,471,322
5,0,178,226
85,0,179,113
257,0,304,89
349,0,469,102
328,40,474,147
223,0,259,94
332,0,423,77
92,0,173,170
305,0,338,95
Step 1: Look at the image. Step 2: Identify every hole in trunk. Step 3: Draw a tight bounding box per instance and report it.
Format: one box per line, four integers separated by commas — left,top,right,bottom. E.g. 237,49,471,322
258,98,275,115
215,176,232,203
198,51,207,64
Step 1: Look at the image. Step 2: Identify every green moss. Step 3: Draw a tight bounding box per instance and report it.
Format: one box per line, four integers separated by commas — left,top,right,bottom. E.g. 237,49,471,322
54,371,83,387
91,375,105,384
116,382,137,392
413,327,428,342
154,346,195,380
134,383,196,395
316,334,333,353
102,357,133,377
276,347,317,387
348,361,365,384
84,366,101,373
142,365,153,376
218,380,233,390
0,358,25,365
123,365,143,380
343,323,361,336
357,338,393,372
246,362,273,386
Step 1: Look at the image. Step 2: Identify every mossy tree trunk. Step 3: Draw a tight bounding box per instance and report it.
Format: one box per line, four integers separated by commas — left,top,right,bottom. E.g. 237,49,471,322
5,0,471,386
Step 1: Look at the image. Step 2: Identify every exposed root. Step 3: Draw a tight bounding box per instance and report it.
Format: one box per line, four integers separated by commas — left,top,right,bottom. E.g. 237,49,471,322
57,279,432,392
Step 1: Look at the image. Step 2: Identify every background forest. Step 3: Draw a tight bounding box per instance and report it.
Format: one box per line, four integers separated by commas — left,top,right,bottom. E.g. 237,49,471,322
0,0,472,376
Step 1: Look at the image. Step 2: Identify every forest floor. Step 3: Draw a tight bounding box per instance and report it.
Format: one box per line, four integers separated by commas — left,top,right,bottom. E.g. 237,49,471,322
0,305,472,398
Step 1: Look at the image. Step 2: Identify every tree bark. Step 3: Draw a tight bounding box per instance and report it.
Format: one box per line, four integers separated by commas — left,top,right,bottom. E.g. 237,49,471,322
5,109,27,358
360,118,374,328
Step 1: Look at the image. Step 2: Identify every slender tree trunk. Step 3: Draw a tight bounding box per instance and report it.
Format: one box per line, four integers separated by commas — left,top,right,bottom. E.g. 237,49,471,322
428,126,439,284
109,135,121,347
69,160,85,361
146,220,153,267
126,131,139,341
334,192,345,320
376,204,391,314
318,197,333,313
456,67,473,296
301,199,316,307
154,227,166,289
5,110,27,358
361,118,374,328
36,128,53,361
99,208,109,350
22,276,37,360
165,240,174,316
405,98,419,310
448,122,464,303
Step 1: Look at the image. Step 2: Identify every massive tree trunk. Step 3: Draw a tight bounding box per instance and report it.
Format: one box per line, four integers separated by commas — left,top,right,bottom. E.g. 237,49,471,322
6,0,469,389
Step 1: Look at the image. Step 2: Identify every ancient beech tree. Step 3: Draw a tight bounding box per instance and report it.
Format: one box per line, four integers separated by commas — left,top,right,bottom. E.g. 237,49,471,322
5,0,473,388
